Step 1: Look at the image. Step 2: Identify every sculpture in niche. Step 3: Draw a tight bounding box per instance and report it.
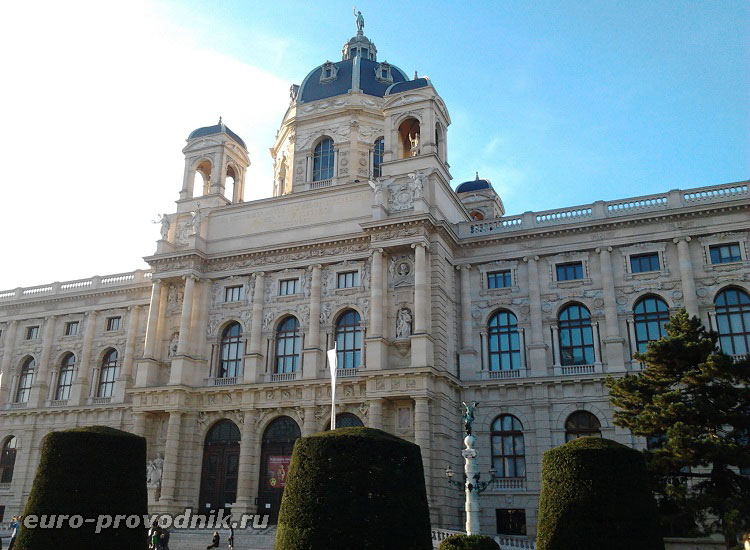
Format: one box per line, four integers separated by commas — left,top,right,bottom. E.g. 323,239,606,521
146,454,164,488
396,308,412,339
409,132,420,156
167,333,179,358
390,256,414,287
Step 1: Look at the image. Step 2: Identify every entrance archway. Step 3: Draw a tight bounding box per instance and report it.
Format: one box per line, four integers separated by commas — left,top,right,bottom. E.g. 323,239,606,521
199,420,240,513
257,416,300,523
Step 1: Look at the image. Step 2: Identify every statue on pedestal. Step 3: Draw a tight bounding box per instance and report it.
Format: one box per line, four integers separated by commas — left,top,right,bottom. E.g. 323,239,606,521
409,132,420,157
146,454,164,489
354,8,364,33
462,401,478,435
153,214,170,240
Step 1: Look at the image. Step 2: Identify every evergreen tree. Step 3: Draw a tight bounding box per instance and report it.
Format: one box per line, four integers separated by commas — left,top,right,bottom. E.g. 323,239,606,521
606,311,750,548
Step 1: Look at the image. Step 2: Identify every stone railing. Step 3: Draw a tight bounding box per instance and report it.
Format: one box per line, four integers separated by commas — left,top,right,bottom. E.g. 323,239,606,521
270,372,297,382
0,269,152,303
206,376,238,386
494,535,536,549
559,364,596,376
308,178,334,190
486,369,524,380
459,181,748,238
488,477,526,491
336,368,359,378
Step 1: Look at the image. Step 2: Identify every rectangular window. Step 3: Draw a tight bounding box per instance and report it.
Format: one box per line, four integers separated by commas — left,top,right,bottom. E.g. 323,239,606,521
630,252,660,273
337,271,359,289
26,326,39,340
496,508,527,536
224,285,243,302
64,321,79,336
709,243,742,264
487,270,512,289
279,278,299,296
556,262,583,281
106,317,121,331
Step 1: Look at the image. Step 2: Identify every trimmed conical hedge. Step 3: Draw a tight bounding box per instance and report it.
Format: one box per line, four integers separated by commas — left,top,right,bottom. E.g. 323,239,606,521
16,425,148,550
536,437,664,550
274,426,432,550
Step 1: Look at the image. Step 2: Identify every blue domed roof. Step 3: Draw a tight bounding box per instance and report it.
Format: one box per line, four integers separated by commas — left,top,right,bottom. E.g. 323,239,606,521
456,174,492,193
188,120,246,149
298,57,409,104
385,77,430,95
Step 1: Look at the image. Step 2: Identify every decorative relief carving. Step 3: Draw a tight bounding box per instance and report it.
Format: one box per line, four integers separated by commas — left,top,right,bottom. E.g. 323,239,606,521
389,256,414,287
388,182,415,212
166,285,183,314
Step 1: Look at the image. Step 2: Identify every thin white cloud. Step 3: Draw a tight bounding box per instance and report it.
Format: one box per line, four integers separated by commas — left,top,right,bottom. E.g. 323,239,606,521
0,1,290,290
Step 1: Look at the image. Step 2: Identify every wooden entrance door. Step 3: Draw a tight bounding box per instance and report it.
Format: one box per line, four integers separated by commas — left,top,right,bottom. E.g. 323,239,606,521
199,420,241,512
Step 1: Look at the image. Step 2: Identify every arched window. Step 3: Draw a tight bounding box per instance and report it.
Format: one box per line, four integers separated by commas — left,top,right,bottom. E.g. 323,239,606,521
491,415,525,478
15,357,35,403
488,310,521,371
194,159,212,196
0,436,17,483
633,296,670,353
398,118,421,158
565,411,602,442
56,353,75,401
219,322,243,379
325,413,365,430
335,310,362,369
224,165,237,201
276,317,301,374
313,138,334,181
373,137,384,177
98,349,118,398
714,288,750,357
206,419,241,444
558,304,595,366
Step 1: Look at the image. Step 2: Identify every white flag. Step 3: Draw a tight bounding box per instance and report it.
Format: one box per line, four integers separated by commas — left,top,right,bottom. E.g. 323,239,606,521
327,344,338,430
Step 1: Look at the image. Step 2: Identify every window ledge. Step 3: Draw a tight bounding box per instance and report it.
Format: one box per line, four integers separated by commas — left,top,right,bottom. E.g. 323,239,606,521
551,278,592,288
333,287,361,296
705,260,749,272
276,294,303,301
625,270,670,280
479,286,519,296
221,301,245,308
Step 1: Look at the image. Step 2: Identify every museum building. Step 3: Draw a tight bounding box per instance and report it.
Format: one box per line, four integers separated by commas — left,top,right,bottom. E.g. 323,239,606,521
0,22,749,539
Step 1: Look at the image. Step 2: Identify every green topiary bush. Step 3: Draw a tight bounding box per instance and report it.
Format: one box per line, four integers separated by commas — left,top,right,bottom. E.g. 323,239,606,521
438,534,500,550
15,425,148,550
275,426,432,550
536,437,664,550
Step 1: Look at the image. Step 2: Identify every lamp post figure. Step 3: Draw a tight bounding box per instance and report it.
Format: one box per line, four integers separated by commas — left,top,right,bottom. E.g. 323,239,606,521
445,402,497,535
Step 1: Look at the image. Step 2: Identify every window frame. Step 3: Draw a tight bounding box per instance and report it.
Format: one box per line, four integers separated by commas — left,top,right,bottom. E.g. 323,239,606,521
97,349,118,398
713,287,750,357
218,322,243,379
490,415,526,479
64,321,79,337
25,326,39,340
633,295,670,354
372,137,385,178
106,316,121,332
275,316,301,374
224,285,244,303
565,411,602,442
335,310,362,369
56,353,75,401
495,508,527,536
312,138,335,182
621,242,668,278
699,233,748,270
336,270,360,289
630,252,661,273
487,310,522,371
709,243,742,265
556,261,584,282
558,303,595,366
15,357,35,403
487,270,512,289
0,437,18,484
278,278,300,297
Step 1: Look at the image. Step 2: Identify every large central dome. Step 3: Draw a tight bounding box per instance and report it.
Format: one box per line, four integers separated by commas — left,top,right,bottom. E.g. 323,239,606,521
297,31,409,104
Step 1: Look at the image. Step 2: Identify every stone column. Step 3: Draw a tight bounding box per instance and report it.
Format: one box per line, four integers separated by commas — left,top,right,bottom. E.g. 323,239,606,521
30,316,56,407
176,276,196,356
132,411,148,438
597,247,626,372
368,398,384,429
189,279,210,357
674,237,699,317
0,320,18,405
414,397,432,503
114,306,140,401
70,310,97,405
370,251,384,336
303,265,323,380
302,406,318,436
411,243,433,368
234,410,259,518
143,280,162,358
244,272,265,383
524,256,548,375
413,243,427,333
159,410,183,505
459,265,473,350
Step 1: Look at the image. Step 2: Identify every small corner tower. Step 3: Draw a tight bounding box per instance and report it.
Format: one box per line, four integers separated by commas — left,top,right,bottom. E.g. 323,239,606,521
455,173,505,220
180,119,250,209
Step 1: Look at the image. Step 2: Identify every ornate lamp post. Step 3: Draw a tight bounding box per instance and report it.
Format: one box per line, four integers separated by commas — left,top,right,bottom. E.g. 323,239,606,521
445,402,497,535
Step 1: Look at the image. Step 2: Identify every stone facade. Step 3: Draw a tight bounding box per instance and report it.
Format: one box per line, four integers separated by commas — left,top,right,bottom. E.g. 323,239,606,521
1,25,749,539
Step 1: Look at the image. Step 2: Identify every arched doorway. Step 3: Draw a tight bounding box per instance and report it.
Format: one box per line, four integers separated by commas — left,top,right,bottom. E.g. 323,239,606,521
257,416,300,523
199,420,240,513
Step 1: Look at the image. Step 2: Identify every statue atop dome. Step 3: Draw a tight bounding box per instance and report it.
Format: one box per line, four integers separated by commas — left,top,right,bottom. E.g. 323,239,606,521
354,8,364,34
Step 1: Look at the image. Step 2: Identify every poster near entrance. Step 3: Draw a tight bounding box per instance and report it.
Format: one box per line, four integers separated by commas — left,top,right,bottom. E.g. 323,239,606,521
266,456,291,489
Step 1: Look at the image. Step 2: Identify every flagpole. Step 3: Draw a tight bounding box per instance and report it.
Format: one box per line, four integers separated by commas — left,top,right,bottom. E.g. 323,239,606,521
327,344,338,431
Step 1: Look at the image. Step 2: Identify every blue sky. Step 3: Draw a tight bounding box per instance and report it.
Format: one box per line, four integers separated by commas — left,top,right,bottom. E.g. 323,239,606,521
0,0,747,289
